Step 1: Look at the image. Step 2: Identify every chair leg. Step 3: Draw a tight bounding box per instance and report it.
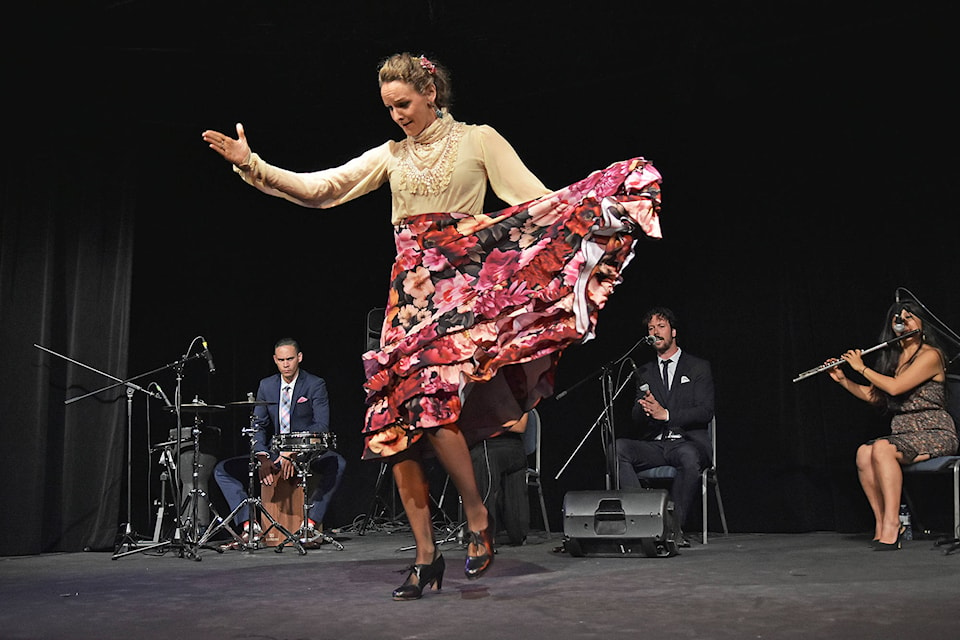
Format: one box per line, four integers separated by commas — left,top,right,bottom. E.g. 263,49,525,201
701,472,708,545
953,461,959,541
537,486,551,538
714,477,729,535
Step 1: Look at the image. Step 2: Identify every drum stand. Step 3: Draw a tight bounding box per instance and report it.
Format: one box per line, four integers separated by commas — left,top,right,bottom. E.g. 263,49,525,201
198,412,306,555
273,452,344,552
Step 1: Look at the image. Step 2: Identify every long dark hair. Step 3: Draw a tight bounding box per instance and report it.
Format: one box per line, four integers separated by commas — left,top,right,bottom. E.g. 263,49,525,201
870,300,947,410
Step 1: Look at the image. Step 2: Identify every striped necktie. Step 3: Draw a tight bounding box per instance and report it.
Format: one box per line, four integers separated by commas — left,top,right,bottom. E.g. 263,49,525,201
279,385,292,433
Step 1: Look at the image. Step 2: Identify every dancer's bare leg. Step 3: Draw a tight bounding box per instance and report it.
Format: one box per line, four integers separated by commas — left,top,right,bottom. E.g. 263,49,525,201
392,457,437,565
428,424,490,551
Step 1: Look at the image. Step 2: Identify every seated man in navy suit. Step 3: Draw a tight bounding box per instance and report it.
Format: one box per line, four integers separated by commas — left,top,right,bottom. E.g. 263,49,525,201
214,338,346,548
615,307,714,545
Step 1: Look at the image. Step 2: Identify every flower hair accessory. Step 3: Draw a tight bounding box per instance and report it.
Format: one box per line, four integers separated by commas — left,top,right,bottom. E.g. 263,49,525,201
419,55,436,74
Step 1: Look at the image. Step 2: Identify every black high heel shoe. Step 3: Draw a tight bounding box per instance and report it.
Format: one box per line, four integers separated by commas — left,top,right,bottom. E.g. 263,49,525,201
873,526,904,551
392,552,445,601
464,528,494,579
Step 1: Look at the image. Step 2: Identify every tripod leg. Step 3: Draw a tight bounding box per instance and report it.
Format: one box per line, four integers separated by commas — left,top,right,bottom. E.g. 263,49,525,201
358,462,390,535
298,474,344,551
198,499,249,549
258,498,307,555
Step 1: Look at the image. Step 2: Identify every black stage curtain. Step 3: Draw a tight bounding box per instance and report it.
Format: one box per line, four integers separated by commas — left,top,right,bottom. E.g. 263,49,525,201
0,152,135,556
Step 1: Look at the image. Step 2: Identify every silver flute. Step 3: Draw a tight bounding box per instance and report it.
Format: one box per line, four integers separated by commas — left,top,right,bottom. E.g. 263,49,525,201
792,329,920,382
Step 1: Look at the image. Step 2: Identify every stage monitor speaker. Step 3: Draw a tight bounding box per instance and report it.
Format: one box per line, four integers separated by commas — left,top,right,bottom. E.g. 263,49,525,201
562,489,679,558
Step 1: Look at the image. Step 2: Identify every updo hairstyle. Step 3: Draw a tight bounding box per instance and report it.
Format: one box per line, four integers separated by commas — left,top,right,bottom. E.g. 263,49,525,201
377,53,453,110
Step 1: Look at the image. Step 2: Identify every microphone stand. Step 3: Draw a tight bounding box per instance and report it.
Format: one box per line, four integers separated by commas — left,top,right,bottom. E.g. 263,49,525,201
554,336,653,487
33,343,208,560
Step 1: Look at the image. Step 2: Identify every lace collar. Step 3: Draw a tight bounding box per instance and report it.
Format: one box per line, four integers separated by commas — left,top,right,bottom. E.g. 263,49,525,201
397,112,464,196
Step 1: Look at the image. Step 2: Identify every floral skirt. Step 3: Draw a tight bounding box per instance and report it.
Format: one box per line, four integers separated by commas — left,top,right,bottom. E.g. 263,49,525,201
361,158,663,460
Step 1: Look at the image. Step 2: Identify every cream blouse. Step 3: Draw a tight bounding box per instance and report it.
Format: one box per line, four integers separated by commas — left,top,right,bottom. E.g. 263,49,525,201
235,115,551,225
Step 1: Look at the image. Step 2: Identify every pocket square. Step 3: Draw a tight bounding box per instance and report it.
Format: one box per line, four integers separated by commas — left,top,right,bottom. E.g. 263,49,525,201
296,396,309,404
680,376,691,384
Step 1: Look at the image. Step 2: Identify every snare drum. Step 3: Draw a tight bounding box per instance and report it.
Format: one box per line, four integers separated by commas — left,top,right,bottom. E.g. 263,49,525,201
273,431,337,454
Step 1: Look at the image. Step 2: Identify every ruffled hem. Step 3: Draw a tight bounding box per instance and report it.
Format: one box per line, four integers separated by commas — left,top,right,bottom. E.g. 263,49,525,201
361,157,662,460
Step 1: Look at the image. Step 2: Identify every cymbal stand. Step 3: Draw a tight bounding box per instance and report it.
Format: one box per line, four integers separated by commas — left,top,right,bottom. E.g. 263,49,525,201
113,386,141,554
177,412,220,555
276,452,344,552
198,411,305,555
163,358,203,560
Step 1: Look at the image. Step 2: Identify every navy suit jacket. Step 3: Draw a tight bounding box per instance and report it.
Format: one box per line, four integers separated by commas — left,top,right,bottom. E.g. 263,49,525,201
628,351,715,463
251,369,330,457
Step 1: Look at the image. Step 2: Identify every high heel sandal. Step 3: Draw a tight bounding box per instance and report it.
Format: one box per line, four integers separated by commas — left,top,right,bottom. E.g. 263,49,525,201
392,552,445,601
464,528,494,579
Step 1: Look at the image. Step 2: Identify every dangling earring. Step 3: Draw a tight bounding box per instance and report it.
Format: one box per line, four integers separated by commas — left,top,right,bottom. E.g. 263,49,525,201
430,103,443,119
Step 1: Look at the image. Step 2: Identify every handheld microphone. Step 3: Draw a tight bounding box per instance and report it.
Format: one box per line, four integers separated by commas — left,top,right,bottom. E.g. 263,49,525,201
631,360,650,399
202,339,216,373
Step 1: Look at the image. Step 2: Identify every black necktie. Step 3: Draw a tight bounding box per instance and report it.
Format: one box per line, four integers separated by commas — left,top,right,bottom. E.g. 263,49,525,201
661,359,672,392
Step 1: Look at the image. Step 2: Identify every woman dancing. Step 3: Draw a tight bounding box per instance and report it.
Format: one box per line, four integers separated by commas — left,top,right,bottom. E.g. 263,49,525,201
203,52,662,597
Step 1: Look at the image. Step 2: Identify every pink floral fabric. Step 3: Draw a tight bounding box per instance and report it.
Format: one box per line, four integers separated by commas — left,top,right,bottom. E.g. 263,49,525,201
361,158,662,460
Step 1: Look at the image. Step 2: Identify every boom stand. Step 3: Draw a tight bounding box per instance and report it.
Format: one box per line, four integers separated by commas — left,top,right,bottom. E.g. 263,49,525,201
553,335,653,487
110,351,211,560
31,343,192,559
555,364,635,488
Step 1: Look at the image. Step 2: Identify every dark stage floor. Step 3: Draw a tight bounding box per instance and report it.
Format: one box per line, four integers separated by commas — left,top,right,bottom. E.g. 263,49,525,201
1,528,958,640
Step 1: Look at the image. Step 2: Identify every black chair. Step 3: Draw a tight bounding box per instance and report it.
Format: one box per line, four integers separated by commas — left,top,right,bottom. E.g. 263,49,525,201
635,417,729,544
901,374,960,545
522,409,551,537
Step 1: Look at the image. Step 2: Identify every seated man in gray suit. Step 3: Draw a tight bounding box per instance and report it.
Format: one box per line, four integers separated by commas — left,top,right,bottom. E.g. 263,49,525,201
615,307,714,545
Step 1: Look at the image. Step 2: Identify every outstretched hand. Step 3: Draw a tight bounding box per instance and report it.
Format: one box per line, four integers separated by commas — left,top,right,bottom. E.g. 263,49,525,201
201,122,251,167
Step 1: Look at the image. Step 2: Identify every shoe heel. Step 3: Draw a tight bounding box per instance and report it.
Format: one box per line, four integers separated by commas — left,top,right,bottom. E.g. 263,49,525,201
464,528,494,579
392,552,445,600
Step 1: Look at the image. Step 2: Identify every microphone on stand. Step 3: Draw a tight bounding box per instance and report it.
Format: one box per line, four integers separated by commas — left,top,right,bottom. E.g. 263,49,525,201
202,338,216,373
640,334,662,346
154,383,173,408
894,314,905,333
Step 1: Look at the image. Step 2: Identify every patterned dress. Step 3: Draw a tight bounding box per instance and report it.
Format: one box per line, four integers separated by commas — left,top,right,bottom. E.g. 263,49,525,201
360,159,662,459
881,380,958,463
234,113,663,461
